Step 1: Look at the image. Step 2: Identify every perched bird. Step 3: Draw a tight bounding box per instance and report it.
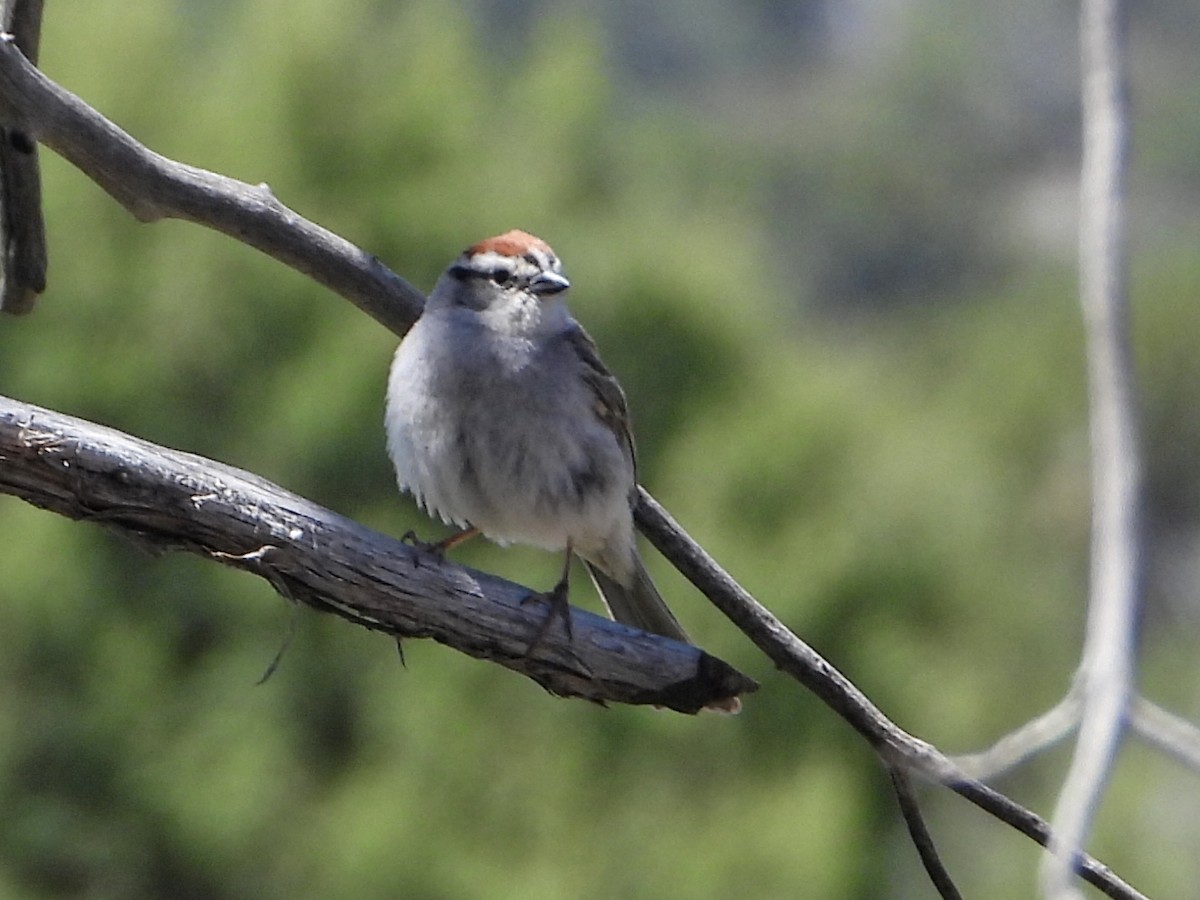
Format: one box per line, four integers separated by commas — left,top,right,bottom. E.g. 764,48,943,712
385,229,693,647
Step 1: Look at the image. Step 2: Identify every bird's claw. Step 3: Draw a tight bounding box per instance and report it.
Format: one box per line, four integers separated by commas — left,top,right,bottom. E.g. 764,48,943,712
400,530,445,555
521,579,573,657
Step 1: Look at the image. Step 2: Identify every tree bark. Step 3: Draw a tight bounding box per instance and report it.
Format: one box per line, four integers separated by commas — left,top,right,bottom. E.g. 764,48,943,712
0,394,755,714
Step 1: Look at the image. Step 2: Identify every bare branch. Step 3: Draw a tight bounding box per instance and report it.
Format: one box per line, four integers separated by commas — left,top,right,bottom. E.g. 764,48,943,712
1043,1,1139,896
0,1,46,314
0,395,754,714
955,686,1082,780
957,688,1200,783
1130,697,1200,774
951,778,1146,900
637,489,945,766
0,33,423,333
888,766,962,900
635,492,1147,900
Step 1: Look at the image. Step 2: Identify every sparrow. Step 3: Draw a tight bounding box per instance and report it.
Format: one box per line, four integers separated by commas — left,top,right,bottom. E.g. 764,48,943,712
385,229,693,646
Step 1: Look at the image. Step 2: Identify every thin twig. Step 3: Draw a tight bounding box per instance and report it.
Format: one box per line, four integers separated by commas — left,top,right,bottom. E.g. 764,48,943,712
0,33,424,332
635,489,945,766
957,687,1200,783
951,778,1145,900
0,0,45,314
1130,697,1200,774
888,766,963,900
636,492,1147,900
954,685,1082,780
1043,1,1139,896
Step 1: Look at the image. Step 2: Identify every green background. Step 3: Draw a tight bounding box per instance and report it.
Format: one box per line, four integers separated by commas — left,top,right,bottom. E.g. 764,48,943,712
1,1,1198,896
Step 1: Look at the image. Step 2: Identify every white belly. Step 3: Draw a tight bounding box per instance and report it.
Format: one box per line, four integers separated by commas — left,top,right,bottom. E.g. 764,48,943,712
385,313,635,560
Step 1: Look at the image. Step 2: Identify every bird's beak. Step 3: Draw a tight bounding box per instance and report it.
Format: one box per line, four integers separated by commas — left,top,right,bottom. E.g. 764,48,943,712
529,271,570,296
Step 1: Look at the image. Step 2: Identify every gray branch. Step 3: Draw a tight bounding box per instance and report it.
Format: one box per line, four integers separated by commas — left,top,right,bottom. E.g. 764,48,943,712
636,493,1146,900
888,766,963,900
1130,697,1200,773
0,395,754,713
0,30,1151,900
954,689,1200,783
1043,1,1140,896
954,687,1083,780
0,32,423,332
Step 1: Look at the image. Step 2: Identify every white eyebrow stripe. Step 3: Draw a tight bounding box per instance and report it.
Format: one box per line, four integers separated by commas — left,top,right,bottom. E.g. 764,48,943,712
462,248,563,280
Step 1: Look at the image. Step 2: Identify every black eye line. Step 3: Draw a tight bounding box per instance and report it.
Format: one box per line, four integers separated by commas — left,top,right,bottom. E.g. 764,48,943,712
449,263,511,284
448,263,480,281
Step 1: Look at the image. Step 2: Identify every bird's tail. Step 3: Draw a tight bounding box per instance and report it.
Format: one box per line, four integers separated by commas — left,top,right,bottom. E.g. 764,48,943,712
585,553,742,714
585,554,691,644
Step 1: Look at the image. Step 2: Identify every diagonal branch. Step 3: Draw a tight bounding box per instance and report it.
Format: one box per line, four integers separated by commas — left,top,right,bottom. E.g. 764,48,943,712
954,688,1083,780
955,689,1200,783
1130,697,1200,773
636,493,1147,900
0,32,423,332
0,394,754,714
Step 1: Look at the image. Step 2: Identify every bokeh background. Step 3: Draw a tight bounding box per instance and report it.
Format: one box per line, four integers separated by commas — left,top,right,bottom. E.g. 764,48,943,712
1,0,1199,896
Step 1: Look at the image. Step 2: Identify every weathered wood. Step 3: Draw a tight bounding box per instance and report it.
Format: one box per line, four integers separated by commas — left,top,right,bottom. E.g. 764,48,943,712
0,394,755,713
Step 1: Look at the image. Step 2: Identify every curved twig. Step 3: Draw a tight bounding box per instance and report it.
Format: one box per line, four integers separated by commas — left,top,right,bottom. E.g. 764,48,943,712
636,491,1146,900
1130,697,1200,774
888,766,963,900
954,686,1083,780
0,0,45,313
957,689,1200,784
0,33,424,332
1044,1,1139,895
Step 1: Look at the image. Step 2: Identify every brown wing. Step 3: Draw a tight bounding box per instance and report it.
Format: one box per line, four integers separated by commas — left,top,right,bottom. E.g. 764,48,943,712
563,324,638,488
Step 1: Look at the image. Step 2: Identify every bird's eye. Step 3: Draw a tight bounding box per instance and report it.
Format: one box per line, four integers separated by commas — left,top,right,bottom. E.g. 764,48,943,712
492,268,514,286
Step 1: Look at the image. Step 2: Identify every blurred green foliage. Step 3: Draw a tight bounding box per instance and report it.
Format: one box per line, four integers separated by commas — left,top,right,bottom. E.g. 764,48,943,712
1,0,1199,897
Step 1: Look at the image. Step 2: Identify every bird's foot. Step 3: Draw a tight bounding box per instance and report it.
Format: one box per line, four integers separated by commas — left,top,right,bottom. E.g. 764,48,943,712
401,530,444,556
520,577,574,657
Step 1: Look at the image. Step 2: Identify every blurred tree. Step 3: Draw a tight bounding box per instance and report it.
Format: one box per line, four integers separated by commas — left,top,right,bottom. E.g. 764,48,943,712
0,0,1198,897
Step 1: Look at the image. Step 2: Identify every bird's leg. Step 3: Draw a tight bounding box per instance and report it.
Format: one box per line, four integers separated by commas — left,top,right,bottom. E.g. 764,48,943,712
401,525,480,559
434,526,481,554
521,543,575,655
